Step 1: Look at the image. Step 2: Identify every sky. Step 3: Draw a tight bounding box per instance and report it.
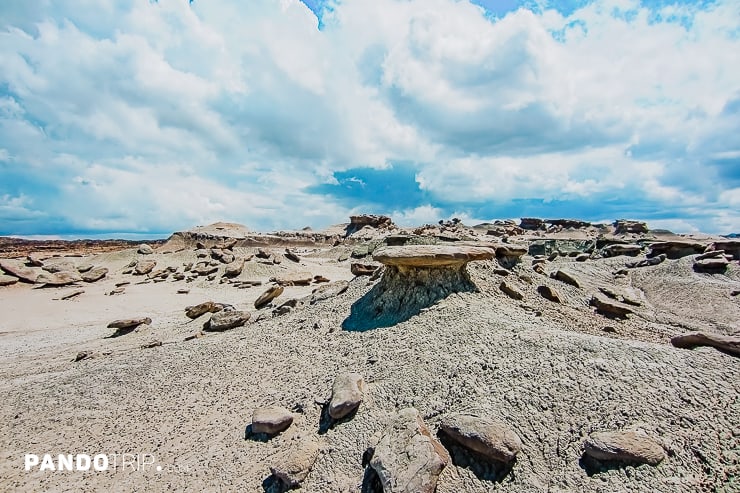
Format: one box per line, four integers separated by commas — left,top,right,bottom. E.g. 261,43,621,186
0,0,739,237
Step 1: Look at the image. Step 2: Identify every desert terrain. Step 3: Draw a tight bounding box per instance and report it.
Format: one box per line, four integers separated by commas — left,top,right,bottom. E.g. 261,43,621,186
0,216,738,493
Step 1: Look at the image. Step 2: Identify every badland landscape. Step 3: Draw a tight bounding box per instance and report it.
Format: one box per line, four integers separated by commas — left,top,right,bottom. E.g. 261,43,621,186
0,215,738,492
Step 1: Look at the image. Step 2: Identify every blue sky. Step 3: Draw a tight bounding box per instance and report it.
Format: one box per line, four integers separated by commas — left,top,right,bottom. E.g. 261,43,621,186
0,0,739,237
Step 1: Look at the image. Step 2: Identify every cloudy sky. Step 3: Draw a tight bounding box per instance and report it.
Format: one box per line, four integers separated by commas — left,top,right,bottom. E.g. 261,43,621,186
1,0,739,237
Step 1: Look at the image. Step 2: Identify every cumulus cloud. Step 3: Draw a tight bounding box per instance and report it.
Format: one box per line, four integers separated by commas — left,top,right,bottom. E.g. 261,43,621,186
0,0,738,235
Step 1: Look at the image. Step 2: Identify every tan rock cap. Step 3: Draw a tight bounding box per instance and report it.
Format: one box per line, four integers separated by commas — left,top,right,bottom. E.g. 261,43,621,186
373,245,493,268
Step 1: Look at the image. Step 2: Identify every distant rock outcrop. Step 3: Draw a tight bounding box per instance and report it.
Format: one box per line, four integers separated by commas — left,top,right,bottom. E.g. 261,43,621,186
614,219,649,235
346,214,394,235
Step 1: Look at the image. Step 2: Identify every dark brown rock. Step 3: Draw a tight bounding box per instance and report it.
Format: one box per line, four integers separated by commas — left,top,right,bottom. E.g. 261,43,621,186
537,285,561,303
185,301,223,319
670,332,740,356
351,263,378,276
499,281,524,300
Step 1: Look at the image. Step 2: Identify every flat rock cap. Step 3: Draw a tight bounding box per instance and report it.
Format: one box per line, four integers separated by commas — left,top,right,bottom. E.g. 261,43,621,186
373,245,494,267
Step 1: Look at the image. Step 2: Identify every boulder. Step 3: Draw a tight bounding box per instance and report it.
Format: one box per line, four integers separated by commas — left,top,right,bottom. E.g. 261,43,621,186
552,269,581,288
439,414,522,463
519,217,545,230
185,301,224,319
81,267,108,283
670,332,740,356
223,258,245,278
134,260,157,275
351,263,378,276
613,220,649,235
583,431,665,466
76,263,94,273
107,317,151,337
0,274,19,286
27,253,45,267
195,249,209,258
647,241,705,259
284,249,300,262
328,373,365,420
42,261,76,273
220,252,235,264
0,259,39,283
575,253,590,262
251,406,293,435
206,310,250,332
192,262,219,276
693,257,729,272
255,248,271,259
310,281,349,304
499,281,524,300
369,408,450,493
255,285,284,309
137,244,154,255
590,295,633,318
537,285,561,303
603,244,643,257
270,439,320,489
495,245,527,268
36,270,83,286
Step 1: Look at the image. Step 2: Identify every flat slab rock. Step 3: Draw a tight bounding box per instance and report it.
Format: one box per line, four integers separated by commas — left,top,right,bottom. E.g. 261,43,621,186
0,274,19,286
269,439,320,488
205,310,250,332
251,406,293,435
369,407,450,493
0,259,39,283
583,431,665,466
328,373,364,420
36,270,83,286
439,414,522,463
373,245,493,267
671,332,740,356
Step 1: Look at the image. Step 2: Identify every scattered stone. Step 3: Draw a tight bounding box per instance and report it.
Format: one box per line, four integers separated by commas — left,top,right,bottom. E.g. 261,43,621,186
107,317,152,337
27,253,45,267
369,407,450,493
184,331,204,341
108,287,126,295
195,249,209,258
206,310,250,331
81,267,108,283
670,332,740,356
256,248,271,259
310,281,349,304
731,290,740,297
547,252,559,261
192,262,219,276
251,406,294,435
284,249,301,262
0,259,39,283
140,340,162,349
269,439,320,489
313,275,330,283
627,254,666,268
76,263,94,273
36,270,83,286
271,272,313,286
185,301,223,319
493,268,510,276
351,263,378,276
328,373,365,420
439,414,522,464
137,244,154,255
0,275,19,286
73,351,94,362
60,289,85,300
537,285,561,303
223,258,245,278
115,281,130,287
255,285,284,309
583,431,665,466
134,260,157,275
532,263,546,275
575,253,590,262
552,269,581,288
590,295,633,318
499,281,524,300
177,288,190,294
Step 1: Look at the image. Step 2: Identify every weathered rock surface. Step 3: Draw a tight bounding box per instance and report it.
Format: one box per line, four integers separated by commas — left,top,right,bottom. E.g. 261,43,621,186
590,295,634,318
42,261,76,273
269,439,320,488
439,414,522,463
552,269,581,288
707,240,740,260
205,310,250,332
693,257,729,272
499,281,524,300
603,244,642,257
348,214,393,232
251,406,293,435
519,217,545,230
369,408,450,493
583,431,665,466
537,285,561,303
648,241,705,259
374,245,493,267
627,254,666,268
271,272,313,286
185,301,224,319
310,281,349,304
81,267,108,283
26,253,45,267
614,219,649,235
284,249,300,262
0,259,39,283
192,262,219,276
36,270,83,286
134,260,157,275
223,258,245,278
671,332,740,356
254,285,284,309
0,274,19,286
328,373,364,420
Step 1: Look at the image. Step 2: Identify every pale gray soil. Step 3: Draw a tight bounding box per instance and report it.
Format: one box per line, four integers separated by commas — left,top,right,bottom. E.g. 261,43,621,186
0,241,738,492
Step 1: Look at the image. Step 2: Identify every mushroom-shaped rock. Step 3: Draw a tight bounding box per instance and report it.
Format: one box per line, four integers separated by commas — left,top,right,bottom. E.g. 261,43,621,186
255,285,284,309
107,317,151,337
269,439,320,488
343,246,492,331
583,431,665,466
369,407,450,493
205,310,250,332
670,332,740,356
495,245,527,268
438,414,522,464
251,406,293,435
0,259,39,283
328,373,365,420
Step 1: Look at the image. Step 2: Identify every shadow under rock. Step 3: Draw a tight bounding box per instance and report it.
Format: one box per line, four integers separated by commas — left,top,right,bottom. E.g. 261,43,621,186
578,454,637,477
437,431,516,483
244,424,272,443
262,474,290,493
318,402,359,435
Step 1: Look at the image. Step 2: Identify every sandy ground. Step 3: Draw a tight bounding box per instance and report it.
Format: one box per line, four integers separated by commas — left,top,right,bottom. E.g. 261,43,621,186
0,236,738,492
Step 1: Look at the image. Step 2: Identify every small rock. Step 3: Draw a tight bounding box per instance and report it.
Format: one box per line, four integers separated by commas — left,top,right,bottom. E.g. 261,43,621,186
192,262,218,276
284,249,301,262
108,287,126,295
27,253,45,267
693,257,729,272
206,310,250,332
499,281,524,300
73,351,94,362
223,258,245,277
269,439,320,489
575,253,590,262
493,268,510,276
351,263,378,276
584,431,665,466
134,260,157,275
81,267,108,283
251,406,294,435
313,275,330,283
255,285,284,309
177,288,190,294
195,249,209,258
310,281,349,304
137,244,154,255
60,289,85,300
107,317,151,337
184,331,204,341
532,263,546,275
140,340,163,349
439,414,522,463
328,373,365,420
185,301,223,319
537,285,561,303
42,261,76,273
552,269,581,288
671,332,740,356
255,248,271,259
590,295,633,318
